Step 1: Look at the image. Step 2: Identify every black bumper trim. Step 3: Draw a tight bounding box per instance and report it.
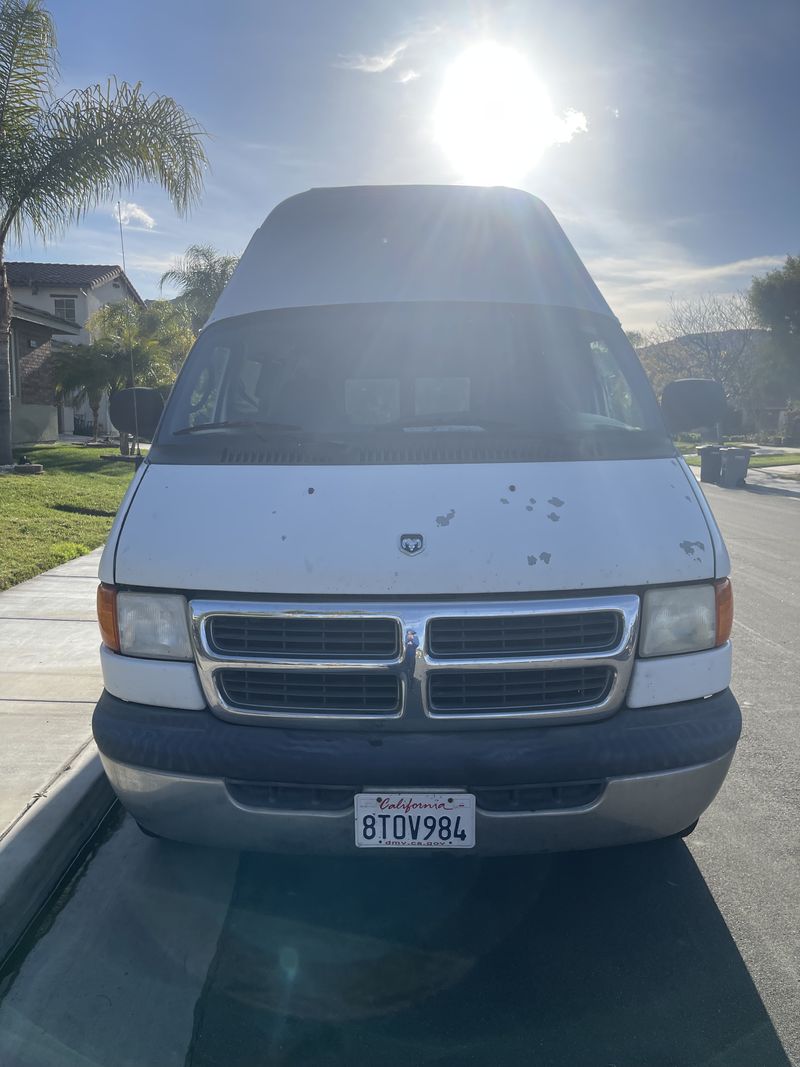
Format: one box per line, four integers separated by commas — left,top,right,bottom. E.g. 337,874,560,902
93,689,741,788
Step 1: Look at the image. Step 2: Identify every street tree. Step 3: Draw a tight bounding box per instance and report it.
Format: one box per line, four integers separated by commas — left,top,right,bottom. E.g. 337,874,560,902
86,299,195,450
749,254,800,396
0,0,207,465
624,329,651,350
638,293,761,410
51,344,115,440
160,244,239,332
88,299,195,384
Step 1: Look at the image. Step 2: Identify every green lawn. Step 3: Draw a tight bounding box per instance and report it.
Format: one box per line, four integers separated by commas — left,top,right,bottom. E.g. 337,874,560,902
684,452,800,469
0,444,134,590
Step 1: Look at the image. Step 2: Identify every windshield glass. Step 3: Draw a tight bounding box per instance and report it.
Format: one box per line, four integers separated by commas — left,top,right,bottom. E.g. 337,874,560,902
153,302,672,464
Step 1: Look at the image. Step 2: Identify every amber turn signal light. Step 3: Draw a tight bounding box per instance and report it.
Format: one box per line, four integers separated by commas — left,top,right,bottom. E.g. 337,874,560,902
715,578,733,646
97,583,120,652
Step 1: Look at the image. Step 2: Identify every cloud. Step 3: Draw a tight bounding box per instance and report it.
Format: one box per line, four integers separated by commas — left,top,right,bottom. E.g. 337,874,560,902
336,21,442,78
587,251,784,330
115,202,156,230
590,253,783,293
336,42,407,73
552,108,588,144
547,202,784,329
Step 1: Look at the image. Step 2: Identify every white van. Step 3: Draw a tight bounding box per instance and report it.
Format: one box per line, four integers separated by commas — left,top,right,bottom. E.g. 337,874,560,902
94,185,740,853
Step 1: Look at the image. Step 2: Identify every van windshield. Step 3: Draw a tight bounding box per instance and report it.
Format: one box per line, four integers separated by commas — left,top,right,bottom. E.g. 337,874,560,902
152,302,673,464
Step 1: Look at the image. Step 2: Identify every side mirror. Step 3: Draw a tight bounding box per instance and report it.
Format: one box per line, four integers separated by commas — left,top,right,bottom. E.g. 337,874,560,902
109,388,164,440
660,379,727,433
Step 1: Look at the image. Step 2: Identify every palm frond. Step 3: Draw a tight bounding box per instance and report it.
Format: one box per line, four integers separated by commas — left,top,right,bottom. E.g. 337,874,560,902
2,78,207,242
88,298,193,383
159,243,239,329
0,0,56,140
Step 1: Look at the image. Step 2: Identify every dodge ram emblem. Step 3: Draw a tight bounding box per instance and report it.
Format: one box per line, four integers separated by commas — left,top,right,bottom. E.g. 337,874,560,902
399,533,424,555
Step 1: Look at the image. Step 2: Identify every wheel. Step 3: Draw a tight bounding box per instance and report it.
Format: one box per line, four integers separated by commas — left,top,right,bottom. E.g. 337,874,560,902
677,818,699,839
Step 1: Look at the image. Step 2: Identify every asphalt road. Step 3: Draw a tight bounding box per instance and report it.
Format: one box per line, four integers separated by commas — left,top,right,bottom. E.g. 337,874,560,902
0,481,798,1067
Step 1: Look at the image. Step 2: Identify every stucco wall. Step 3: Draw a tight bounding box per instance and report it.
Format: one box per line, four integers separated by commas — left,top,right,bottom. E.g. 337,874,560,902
11,397,58,446
10,275,132,344
11,286,90,342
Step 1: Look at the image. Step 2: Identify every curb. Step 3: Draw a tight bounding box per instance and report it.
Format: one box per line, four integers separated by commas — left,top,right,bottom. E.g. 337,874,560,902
0,744,115,965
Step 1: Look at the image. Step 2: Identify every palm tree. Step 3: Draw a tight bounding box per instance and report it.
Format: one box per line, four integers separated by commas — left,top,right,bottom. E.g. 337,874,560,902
87,298,194,387
160,244,239,332
51,344,114,440
0,0,207,465
83,299,194,451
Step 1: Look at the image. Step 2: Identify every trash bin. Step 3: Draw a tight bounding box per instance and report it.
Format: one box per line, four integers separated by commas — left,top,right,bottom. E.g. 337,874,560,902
697,446,722,484
719,447,752,488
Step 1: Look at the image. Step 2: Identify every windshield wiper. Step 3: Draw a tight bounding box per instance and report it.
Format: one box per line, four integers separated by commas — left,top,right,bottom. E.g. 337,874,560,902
173,420,303,435
379,413,524,431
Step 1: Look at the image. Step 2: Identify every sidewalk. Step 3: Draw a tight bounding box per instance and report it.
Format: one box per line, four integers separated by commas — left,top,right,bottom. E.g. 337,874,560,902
0,549,114,962
742,466,800,496
691,464,800,497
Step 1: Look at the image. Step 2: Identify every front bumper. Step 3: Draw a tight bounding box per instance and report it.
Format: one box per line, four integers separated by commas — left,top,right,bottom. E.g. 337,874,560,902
93,689,741,854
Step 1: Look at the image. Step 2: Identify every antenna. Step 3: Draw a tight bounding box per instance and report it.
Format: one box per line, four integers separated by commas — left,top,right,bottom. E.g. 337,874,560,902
117,201,140,455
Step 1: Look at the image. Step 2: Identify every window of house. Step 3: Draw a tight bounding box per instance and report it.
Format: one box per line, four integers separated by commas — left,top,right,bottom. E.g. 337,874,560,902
52,296,77,322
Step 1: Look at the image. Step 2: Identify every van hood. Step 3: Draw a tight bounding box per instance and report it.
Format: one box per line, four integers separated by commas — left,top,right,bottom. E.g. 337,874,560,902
113,459,716,595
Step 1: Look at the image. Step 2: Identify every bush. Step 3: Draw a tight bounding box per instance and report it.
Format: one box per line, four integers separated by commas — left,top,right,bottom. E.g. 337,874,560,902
784,410,800,447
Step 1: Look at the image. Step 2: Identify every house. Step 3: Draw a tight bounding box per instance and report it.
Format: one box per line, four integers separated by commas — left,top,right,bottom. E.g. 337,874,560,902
7,262,144,440
10,302,80,445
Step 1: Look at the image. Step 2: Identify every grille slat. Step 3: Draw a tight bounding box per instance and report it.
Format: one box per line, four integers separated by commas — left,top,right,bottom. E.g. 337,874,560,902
208,615,400,660
473,781,604,812
226,781,358,811
429,611,621,658
225,780,605,813
217,669,401,714
429,666,613,714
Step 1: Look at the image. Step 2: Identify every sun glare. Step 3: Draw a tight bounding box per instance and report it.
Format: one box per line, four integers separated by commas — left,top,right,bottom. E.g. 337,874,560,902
434,42,586,185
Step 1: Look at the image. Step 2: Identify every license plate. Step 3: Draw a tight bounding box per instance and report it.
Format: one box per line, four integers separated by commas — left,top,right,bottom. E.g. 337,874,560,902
354,793,476,849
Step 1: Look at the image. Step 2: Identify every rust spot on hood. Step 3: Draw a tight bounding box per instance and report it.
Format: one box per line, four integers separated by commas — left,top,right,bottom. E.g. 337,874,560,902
679,540,705,556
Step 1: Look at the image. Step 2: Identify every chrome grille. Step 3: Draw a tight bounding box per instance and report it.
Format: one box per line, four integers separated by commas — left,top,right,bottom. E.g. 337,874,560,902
208,615,400,659
428,666,613,713
428,612,621,657
217,669,401,715
190,595,639,728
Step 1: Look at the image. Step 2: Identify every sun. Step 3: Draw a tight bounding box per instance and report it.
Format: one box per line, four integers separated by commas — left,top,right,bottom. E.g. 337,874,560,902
433,42,582,185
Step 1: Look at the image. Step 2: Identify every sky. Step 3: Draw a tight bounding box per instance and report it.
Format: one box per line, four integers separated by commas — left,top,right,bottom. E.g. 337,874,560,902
8,0,800,329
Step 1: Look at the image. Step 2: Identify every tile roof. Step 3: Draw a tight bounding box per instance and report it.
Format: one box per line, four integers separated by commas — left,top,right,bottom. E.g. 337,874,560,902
6,262,144,303
7,262,123,288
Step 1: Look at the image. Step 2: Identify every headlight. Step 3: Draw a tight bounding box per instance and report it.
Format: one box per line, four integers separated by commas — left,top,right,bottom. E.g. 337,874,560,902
116,591,193,660
640,582,731,657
